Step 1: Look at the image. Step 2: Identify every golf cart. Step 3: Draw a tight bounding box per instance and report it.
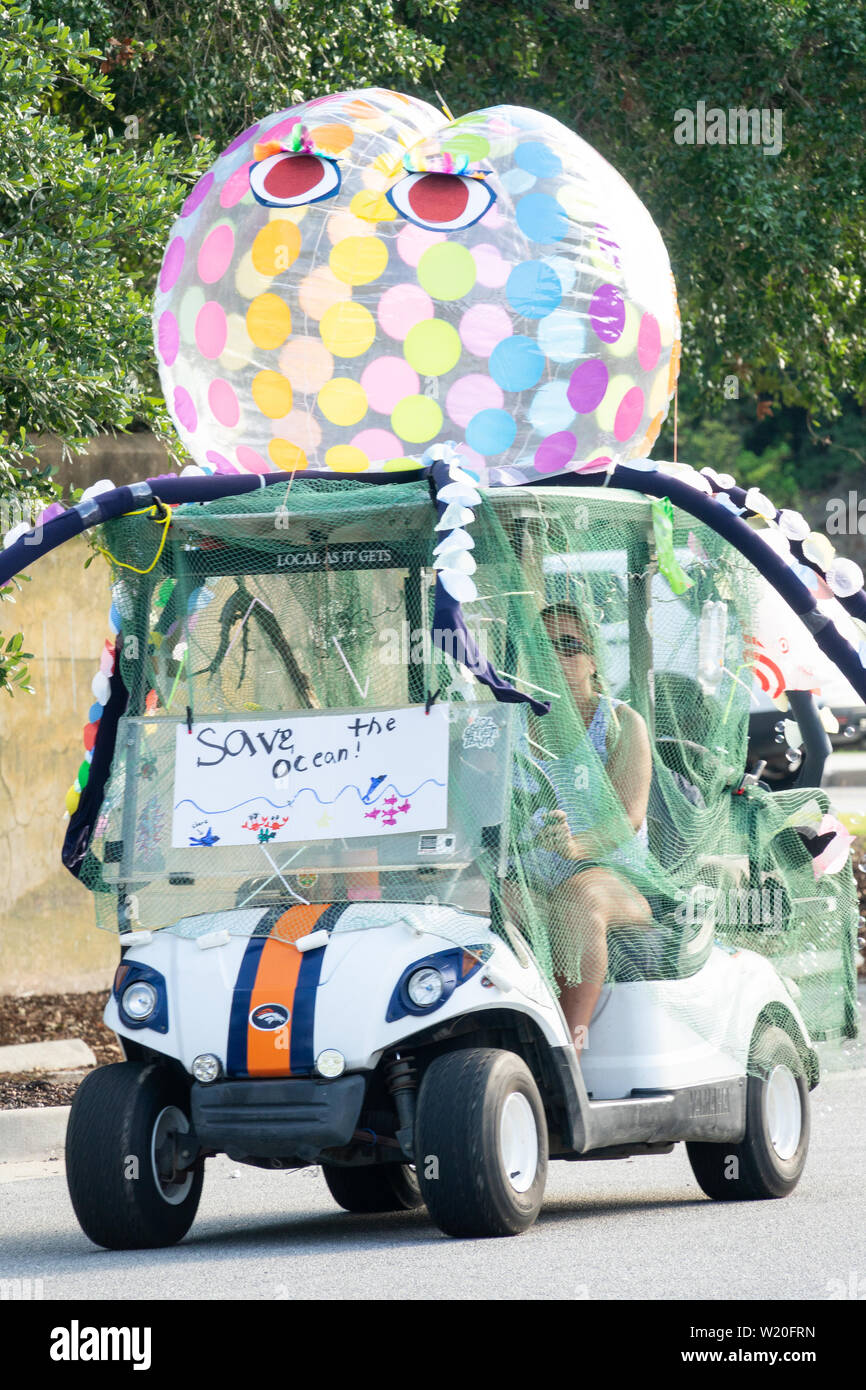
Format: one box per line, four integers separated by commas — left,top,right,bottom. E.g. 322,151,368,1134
4,452,857,1244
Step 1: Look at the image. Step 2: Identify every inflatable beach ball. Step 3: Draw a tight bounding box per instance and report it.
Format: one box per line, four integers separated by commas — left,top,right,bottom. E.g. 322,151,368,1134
154,88,680,484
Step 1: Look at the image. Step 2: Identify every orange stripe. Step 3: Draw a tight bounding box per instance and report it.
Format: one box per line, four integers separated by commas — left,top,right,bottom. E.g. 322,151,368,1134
246,904,328,1076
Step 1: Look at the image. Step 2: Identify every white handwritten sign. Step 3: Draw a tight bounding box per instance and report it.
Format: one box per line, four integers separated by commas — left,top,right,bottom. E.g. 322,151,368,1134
172,705,449,848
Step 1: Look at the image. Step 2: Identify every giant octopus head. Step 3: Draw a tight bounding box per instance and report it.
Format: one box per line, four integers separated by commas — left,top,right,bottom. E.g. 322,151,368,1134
154,88,680,484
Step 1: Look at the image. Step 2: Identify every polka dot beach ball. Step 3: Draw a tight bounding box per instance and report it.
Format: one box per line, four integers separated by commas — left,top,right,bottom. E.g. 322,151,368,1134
154,89,680,483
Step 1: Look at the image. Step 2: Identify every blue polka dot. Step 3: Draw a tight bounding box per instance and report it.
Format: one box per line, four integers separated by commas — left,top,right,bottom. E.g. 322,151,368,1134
109,603,122,631
490,335,546,391
501,167,536,196
528,381,574,434
466,409,517,456
516,192,568,243
88,702,103,723
506,261,563,319
537,310,586,364
515,142,562,178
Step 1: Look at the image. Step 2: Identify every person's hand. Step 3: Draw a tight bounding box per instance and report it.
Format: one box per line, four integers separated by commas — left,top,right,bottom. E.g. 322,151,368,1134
534,810,581,859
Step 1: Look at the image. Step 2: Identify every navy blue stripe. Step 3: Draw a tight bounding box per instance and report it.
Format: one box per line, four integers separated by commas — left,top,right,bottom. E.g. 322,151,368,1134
289,903,347,1074
226,934,268,1075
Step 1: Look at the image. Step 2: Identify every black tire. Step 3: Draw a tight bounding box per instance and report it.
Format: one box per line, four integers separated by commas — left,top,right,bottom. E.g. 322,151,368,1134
415,1048,548,1238
66,1062,203,1249
686,1024,810,1201
322,1162,424,1213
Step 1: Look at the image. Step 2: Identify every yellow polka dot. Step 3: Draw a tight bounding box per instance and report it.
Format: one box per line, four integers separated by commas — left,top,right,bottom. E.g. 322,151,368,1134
246,293,291,349
556,184,599,223
391,395,443,444
384,457,420,471
309,123,354,154
251,220,301,277
648,366,671,416
219,313,253,372
234,250,272,299
319,301,376,357
607,301,640,359
269,438,308,471
595,374,634,433
317,377,367,426
251,370,293,418
372,152,403,179
279,338,333,394
350,190,397,223
325,445,370,473
298,266,351,320
329,236,388,287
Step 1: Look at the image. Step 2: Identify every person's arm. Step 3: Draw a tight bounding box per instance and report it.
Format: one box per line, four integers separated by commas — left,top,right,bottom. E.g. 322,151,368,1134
534,705,652,860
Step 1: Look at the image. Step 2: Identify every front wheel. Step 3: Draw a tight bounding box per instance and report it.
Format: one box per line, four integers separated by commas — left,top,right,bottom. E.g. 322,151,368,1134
686,1024,810,1201
66,1062,204,1249
322,1162,424,1214
415,1048,548,1238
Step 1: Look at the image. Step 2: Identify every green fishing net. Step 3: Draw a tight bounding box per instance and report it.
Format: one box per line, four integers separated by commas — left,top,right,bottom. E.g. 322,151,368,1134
78,478,858,1042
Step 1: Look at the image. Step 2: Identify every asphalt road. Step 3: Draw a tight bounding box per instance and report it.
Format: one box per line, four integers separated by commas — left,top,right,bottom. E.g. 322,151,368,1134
1,1064,863,1302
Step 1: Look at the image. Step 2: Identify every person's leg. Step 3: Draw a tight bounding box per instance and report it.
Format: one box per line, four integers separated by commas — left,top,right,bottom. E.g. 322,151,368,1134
548,868,652,1056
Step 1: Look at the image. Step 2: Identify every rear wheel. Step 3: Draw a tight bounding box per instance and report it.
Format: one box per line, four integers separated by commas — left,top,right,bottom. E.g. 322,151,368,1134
415,1048,548,1238
686,1024,810,1201
322,1162,424,1213
66,1062,203,1249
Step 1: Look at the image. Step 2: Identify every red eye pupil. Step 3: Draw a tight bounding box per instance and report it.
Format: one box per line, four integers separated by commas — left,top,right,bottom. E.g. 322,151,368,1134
263,154,324,199
407,174,470,223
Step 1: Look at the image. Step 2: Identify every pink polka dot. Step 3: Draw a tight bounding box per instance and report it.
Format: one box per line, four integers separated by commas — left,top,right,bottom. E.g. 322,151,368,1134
173,386,197,433
638,313,661,372
208,378,239,427
472,243,511,288
480,203,505,229
361,357,419,413
534,431,576,474
206,450,238,474
195,301,227,359
220,162,253,208
157,311,179,366
351,429,401,461
459,304,513,357
614,386,644,442
574,456,612,474
446,374,504,429
182,171,214,217
222,122,261,157
397,223,445,267
236,446,270,474
264,116,302,142
378,283,434,340
197,224,235,283
159,237,185,293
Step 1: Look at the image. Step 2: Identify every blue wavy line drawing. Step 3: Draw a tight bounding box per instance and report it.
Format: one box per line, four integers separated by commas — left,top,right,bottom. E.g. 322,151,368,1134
174,778,445,816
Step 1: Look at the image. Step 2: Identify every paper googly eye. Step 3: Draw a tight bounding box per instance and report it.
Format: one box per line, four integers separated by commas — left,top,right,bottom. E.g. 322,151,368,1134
386,173,495,230
249,153,341,208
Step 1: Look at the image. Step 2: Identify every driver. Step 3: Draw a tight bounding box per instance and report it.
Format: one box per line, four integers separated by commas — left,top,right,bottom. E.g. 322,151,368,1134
511,601,655,1058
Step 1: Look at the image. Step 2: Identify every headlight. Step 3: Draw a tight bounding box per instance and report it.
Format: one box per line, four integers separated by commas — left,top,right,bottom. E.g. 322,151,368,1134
406,967,444,1009
191,1053,222,1084
122,981,157,1020
315,1049,345,1078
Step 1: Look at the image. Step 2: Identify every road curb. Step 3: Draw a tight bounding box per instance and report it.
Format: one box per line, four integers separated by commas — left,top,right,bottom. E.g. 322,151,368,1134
0,1106,69,1163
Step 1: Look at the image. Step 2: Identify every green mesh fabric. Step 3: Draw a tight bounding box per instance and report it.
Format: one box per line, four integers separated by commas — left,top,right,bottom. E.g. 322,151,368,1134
80,479,858,1044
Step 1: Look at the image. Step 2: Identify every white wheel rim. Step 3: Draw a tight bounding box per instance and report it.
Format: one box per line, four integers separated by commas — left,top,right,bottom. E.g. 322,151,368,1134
151,1105,194,1205
764,1065,802,1161
499,1092,538,1194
